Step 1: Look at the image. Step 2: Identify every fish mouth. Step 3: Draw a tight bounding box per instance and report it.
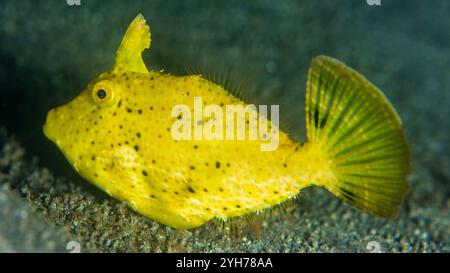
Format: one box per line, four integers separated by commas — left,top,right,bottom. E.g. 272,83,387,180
43,108,58,143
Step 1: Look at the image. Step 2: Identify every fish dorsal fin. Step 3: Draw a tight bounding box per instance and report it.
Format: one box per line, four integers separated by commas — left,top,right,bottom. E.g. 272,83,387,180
113,14,150,73
184,64,255,104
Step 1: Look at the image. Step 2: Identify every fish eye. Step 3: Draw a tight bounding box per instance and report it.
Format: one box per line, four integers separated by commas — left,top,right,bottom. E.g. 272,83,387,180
97,89,107,100
92,81,115,106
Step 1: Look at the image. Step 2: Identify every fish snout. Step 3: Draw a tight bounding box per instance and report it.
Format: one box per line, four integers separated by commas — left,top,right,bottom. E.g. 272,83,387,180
43,107,62,142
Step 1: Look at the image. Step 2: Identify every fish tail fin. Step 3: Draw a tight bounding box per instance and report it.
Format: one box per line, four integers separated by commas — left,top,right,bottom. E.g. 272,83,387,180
305,56,411,218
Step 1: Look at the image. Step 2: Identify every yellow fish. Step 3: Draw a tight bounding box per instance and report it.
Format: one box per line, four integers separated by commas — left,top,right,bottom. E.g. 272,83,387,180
43,14,411,229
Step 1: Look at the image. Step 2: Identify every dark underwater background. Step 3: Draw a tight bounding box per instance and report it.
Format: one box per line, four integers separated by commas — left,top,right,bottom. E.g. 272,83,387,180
0,0,448,252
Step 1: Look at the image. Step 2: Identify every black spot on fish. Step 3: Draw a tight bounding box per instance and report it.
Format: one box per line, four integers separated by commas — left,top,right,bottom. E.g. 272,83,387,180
142,170,148,176
215,161,221,169
188,187,195,193
314,107,319,128
320,111,328,129
340,188,356,203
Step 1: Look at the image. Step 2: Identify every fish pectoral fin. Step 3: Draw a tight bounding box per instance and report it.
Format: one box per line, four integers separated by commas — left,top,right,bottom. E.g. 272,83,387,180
113,14,150,73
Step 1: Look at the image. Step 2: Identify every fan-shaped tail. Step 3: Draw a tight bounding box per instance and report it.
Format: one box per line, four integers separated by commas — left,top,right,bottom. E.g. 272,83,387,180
306,56,411,218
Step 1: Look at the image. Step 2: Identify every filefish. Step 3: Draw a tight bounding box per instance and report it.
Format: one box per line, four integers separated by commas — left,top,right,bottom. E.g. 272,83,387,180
43,14,411,229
